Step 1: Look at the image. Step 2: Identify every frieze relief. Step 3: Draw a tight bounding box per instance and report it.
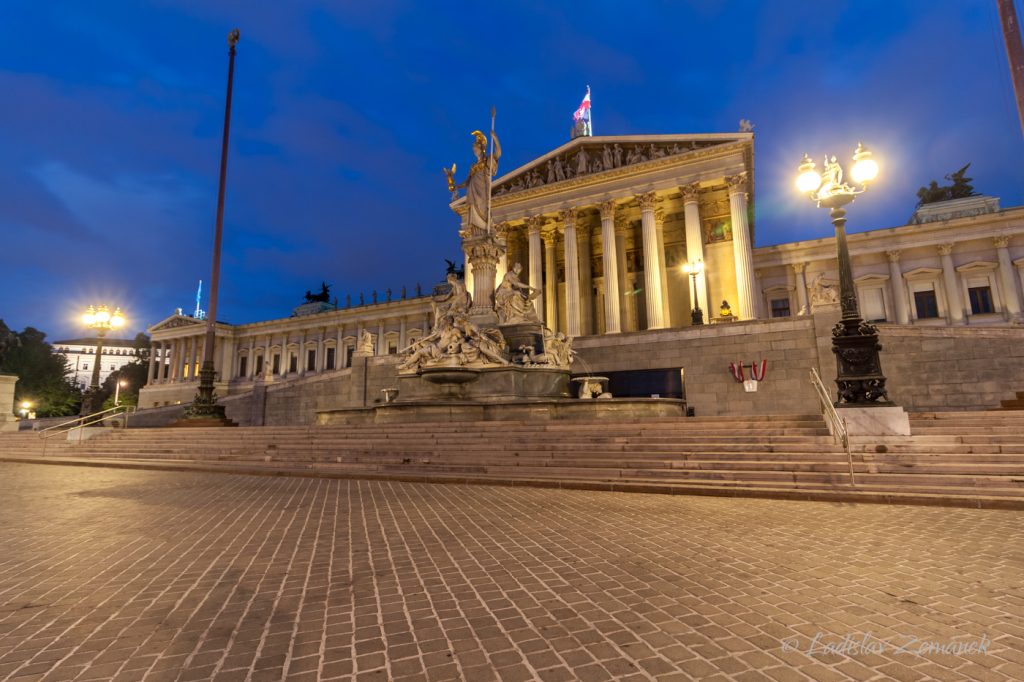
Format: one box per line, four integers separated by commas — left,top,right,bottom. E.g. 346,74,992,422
492,140,722,198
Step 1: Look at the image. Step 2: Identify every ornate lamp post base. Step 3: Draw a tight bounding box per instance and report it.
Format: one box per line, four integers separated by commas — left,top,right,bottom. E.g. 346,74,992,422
690,307,704,326
832,317,892,406
176,361,236,426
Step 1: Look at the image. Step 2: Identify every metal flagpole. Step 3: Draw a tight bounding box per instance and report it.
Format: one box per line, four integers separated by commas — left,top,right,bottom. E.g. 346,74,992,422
998,0,1024,136
586,85,591,136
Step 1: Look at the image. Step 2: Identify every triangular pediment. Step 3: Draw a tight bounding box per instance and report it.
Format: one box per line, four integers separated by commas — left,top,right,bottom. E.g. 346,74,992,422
148,313,205,333
489,133,750,199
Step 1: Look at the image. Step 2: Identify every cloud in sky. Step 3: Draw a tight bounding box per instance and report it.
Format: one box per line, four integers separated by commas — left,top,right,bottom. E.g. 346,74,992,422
0,1,1021,340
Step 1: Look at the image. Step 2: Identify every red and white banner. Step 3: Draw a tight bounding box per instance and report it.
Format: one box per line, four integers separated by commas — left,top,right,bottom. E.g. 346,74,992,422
729,360,768,383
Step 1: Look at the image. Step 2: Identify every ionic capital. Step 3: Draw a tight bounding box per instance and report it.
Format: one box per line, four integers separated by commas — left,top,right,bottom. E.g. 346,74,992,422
636,191,659,212
599,200,617,222
994,235,1010,249
937,243,954,256
886,249,901,263
680,182,701,203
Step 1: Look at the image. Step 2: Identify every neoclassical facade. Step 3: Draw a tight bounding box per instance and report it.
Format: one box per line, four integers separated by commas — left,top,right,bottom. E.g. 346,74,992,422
138,131,1024,410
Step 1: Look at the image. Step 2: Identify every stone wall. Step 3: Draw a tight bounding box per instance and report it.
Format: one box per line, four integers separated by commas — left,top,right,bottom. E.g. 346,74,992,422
878,325,1024,411
573,318,821,417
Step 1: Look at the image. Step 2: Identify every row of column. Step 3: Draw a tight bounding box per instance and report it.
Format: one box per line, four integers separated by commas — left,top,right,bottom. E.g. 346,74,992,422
785,236,1023,324
516,176,755,336
147,316,435,387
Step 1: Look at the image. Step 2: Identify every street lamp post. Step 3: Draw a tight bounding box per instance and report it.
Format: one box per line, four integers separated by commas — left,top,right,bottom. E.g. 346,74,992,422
188,28,239,422
79,305,126,416
114,379,127,406
796,143,891,406
682,261,705,325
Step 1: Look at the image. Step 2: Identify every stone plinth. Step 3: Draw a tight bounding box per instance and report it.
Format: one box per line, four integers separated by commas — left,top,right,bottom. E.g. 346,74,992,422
840,405,911,436
910,195,999,224
0,374,18,432
396,366,570,403
316,397,686,425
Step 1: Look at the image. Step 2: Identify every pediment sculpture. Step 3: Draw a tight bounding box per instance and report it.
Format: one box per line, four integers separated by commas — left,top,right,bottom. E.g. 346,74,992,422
493,139,717,197
809,272,839,306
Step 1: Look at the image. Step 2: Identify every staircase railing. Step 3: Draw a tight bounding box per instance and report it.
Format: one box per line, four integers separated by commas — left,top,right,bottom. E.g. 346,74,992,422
38,405,137,456
809,367,855,486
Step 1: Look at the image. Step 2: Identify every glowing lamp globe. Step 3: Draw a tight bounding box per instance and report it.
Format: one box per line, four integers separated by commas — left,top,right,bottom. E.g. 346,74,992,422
110,308,126,329
82,306,96,326
94,307,111,325
796,154,822,194
850,143,878,185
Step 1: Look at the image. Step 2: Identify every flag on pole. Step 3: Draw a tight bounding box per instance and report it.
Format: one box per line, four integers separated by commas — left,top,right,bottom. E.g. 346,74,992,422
573,86,591,123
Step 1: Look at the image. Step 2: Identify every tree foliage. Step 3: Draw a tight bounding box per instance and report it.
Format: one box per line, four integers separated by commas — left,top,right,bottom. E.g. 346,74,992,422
99,333,151,410
0,320,82,417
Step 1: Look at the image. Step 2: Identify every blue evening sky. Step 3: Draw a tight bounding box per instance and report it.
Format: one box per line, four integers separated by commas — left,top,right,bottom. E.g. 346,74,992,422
1,1,1022,339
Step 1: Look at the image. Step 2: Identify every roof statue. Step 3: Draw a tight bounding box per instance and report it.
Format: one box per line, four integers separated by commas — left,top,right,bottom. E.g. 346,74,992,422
304,282,331,304
916,163,977,205
446,112,501,236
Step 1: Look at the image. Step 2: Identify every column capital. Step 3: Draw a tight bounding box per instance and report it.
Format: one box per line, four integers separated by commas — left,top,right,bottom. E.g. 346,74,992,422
994,235,1010,249
558,207,578,227
492,220,511,238
525,215,545,235
680,182,701,203
599,200,618,221
636,191,659,212
937,243,954,256
654,207,665,227
886,249,902,262
541,225,558,244
725,172,748,195
614,215,631,236
790,262,807,273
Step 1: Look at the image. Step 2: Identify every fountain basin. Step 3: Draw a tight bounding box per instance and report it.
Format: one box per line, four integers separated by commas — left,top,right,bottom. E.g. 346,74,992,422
420,367,481,386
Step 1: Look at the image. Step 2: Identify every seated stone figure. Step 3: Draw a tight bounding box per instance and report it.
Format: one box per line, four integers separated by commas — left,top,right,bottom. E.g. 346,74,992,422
494,262,540,324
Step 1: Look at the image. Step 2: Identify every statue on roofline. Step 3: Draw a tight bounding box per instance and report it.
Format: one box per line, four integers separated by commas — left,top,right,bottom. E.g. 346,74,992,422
446,113,501,235
916,163,976,206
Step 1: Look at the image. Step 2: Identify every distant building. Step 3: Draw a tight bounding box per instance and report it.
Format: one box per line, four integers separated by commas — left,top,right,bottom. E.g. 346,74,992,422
54,337,141,389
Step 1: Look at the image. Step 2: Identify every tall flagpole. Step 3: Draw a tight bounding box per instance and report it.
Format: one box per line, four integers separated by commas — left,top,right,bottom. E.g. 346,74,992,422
998,0,1024,136
587,85,592,136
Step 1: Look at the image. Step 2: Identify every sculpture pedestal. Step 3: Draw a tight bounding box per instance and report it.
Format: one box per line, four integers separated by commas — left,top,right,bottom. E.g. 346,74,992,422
499,322,544,356
839,405,911,436
0,374,18,432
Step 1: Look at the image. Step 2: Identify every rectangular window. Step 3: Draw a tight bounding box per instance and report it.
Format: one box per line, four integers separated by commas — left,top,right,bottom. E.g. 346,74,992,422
289,354,298,373
272,354,280,374
914,289,939,319
255,355,264,375
326,347,336,370
307,349,317,371
860,287,887,322
82,363,88,370
238,356,248,378
968,286,994,314
770,298,790,318
344,345,353,368
388,341,398,354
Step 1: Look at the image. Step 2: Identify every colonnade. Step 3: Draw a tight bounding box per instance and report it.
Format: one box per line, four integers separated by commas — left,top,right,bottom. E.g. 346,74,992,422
483,176,757,336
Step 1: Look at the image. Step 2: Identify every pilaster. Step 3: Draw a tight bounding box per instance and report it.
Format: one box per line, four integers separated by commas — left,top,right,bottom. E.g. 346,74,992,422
938,243,964,324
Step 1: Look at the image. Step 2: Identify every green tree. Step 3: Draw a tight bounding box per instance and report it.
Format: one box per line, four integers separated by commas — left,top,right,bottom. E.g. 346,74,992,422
100,333,151,410
0,322,82,417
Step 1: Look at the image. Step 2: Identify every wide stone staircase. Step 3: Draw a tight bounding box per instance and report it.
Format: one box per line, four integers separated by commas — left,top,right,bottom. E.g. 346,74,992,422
1,412,1023,508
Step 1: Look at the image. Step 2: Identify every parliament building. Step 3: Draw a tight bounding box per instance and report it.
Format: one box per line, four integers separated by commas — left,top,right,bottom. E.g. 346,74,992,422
138,131,1024,424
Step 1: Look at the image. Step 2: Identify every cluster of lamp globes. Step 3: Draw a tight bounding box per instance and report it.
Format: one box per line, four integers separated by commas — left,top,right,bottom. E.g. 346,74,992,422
796,143,879,200
81,304,126,330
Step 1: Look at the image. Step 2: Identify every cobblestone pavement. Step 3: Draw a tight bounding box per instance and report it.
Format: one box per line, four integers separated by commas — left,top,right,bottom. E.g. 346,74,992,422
0,463,1021,682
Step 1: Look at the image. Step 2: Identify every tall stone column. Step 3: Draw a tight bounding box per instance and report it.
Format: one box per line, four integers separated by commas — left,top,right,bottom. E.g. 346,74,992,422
399,318,407,350
377,321,385,354
727,174,757,320
526,217,545,320
579,223,594,335
464,234,503,324
637,191,666,329
298,333,307,376
995,236,1023,320
886,251,911,324
560,208,582,337
494,222,509,289
792,263,810,316
681,184,708,315
174,339,185,383
615,216,633,331
147,343,157,385
187,336,198,381
938,243,964,324
599,201,621,334
654,207,671,326
542,226,559,328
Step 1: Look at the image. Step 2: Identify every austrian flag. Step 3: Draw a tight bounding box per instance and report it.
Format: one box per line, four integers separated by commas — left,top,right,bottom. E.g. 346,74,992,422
573,86,591,122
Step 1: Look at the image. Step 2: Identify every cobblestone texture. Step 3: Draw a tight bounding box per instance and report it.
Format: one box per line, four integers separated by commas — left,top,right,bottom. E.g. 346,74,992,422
0,462,1021,681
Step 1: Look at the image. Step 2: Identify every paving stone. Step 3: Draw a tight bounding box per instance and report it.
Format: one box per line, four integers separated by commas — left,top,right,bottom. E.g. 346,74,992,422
0,463,1018,682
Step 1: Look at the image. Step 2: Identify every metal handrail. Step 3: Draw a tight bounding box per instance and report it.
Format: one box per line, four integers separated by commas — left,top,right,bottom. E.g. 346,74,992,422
809,367,855,486
39,405,137,455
